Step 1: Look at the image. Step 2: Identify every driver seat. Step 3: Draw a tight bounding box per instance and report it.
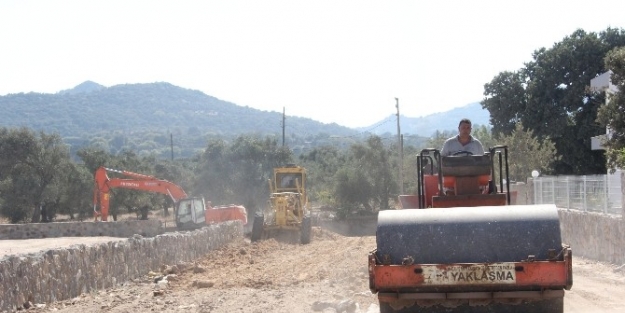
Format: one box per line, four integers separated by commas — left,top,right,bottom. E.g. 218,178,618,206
441,155,491,195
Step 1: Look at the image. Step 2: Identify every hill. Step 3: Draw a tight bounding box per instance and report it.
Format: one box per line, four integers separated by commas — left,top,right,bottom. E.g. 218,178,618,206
0,82,359,157
0,82,356,138
0,81,490,157
359,102,490,136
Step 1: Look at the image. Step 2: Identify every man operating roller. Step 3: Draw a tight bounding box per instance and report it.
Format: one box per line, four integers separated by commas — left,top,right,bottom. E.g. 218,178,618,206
441,118,484,156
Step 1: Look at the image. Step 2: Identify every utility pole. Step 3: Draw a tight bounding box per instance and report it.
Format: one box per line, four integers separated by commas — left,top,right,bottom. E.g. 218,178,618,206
170,133,174,161
282,107,286,147
396,98,404,194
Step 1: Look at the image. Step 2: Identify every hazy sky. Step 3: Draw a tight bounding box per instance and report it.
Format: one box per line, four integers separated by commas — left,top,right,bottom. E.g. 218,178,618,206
1,1,624,128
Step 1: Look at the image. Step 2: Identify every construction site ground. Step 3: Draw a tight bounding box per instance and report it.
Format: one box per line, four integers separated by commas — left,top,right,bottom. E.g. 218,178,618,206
4,226,625,313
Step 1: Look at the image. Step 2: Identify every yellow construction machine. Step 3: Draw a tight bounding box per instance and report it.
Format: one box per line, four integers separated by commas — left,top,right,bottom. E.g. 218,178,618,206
251,164,313,244
369,146,572,313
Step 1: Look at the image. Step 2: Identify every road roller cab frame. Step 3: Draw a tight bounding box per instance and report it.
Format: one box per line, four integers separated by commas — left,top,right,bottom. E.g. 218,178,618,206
369,146,572,313
251,164,313,244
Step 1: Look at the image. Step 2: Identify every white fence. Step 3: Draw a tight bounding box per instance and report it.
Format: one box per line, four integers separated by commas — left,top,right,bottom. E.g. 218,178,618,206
533,172,623,216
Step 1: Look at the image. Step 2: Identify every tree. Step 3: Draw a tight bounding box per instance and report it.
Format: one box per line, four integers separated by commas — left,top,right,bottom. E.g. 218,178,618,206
56,163,94,220
481,71,527,135
334,167,372,217
334,136,396,216
0,128,70,223
401,145,424,197
76,147,112,174
597,47,625,171
195,136,291,211
483,28,625,175
0,127,37,178
0,128,41,222
0,169,39,223
298,145,347,207
473,125,494,149
229,136,290,210
495,123,560,182
425,130,454,151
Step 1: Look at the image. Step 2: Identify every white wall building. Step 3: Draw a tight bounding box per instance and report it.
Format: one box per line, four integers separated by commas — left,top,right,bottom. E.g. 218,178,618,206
590,71,622,210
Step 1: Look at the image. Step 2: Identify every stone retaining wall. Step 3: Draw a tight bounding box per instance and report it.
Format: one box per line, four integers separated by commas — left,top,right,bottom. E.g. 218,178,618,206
0,221,242,312
0,220,164,240
519,177,624,265
558,210,624,265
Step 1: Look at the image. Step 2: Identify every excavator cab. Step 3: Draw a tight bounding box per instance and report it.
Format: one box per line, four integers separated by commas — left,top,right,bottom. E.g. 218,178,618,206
175,197,207,230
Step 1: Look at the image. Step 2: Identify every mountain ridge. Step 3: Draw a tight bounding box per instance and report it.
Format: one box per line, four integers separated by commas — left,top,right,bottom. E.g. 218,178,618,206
0,81,491,157
359,102,490,136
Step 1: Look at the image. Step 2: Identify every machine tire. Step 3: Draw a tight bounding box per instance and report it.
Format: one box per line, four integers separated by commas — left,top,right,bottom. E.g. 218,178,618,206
379,298,562,313
251,213,264,242
300,215,312,244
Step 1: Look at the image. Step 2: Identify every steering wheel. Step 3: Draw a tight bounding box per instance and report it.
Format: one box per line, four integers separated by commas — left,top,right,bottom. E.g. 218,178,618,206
451,150,473,156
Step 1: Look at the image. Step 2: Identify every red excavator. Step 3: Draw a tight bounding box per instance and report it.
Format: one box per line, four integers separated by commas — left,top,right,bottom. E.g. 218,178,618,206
369,146,572,313
93,166,247,230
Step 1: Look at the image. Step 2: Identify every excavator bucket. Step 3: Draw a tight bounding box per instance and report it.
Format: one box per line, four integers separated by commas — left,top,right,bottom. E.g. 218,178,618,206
370,147,572,312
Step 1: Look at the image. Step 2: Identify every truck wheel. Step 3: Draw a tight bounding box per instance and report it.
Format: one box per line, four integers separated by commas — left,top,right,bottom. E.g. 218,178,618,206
251,213,264,242
300,215,312,244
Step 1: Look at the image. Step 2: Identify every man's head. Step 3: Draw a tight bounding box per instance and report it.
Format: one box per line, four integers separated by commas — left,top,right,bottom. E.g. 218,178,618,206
458,118,472,138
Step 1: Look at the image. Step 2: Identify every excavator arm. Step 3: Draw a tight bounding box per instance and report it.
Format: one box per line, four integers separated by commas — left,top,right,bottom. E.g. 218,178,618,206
93,166,188,221
93,166,247,230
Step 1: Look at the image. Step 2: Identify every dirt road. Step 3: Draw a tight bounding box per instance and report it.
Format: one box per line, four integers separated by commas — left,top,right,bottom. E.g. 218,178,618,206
16,228,625,313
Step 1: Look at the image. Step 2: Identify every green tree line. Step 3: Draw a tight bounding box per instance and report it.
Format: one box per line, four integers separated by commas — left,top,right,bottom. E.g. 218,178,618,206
482,27,625,174
0,127,401,222
0,125,558,224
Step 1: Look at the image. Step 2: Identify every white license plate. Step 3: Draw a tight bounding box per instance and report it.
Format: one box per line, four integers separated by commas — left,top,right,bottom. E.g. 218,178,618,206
421,263,517,285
